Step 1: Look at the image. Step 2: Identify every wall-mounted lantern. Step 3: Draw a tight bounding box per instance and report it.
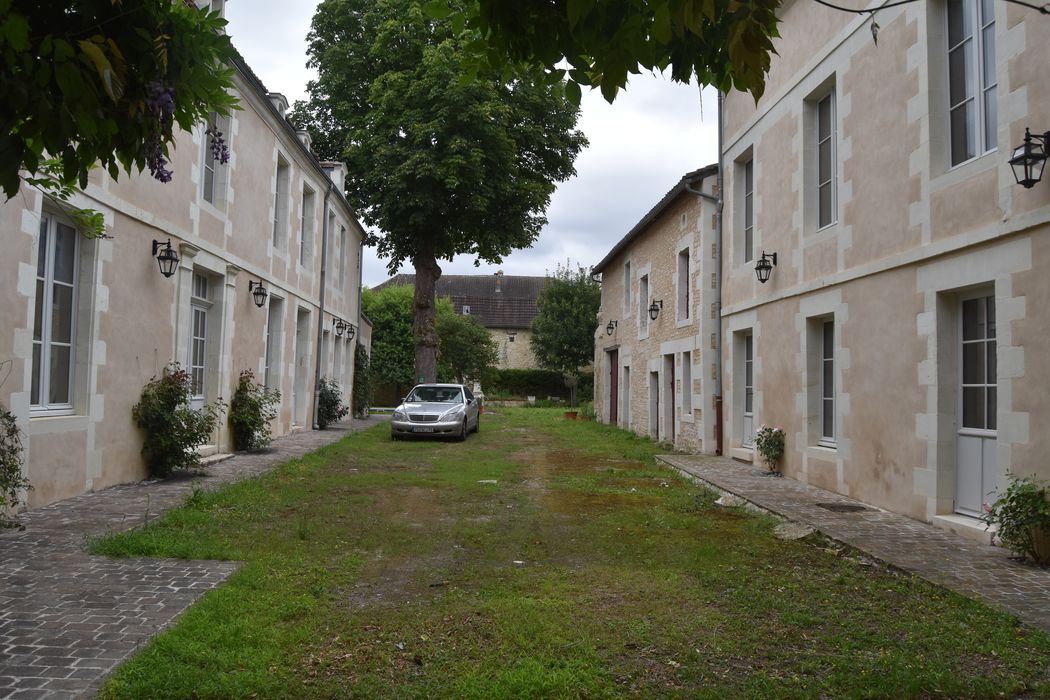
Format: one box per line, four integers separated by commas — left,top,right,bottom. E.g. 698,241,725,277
648,299,663,321
151,239,179,278
346,323,356,341
755,251,778,284
248,280,268,308
334,319,345,337
606,320,617,336
1010,128,1049,189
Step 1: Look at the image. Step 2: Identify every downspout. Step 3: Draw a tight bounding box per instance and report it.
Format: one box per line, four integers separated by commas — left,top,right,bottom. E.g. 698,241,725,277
685,88,725,456
312,181,335,429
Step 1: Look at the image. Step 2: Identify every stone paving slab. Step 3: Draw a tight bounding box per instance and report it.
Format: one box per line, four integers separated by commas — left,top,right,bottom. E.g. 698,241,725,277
0,416,387,699
658,453,1050,635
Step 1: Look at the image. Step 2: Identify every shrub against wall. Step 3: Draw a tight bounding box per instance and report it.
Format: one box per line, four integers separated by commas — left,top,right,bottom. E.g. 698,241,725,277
0,406,30,527
352,342,372,418
483,368,594,400
133,363,224,478
229,369,280,452
317,377,349,429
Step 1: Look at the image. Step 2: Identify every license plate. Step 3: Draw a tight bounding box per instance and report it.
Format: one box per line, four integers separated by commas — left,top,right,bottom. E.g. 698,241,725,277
413,426,434,433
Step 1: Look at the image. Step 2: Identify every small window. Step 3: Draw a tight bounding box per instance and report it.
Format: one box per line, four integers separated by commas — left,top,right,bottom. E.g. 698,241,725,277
741,158,754,263
639,274,649,331
273,157,290,248
338,226,347,289
202,112,231,208
623,260,631,312
677,248,690,320
463,305,471,315
820,320,835,442
816,92,837,229
300,183,316,265
681,351,692,415
32,213,79,411
507,334,515,343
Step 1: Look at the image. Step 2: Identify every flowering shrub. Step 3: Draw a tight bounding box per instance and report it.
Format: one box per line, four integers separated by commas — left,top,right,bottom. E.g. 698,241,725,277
132,363,224,478
317,377,349,429
754,425,786,473
0,406,30,528
229,370,280,452
982,475,1050,564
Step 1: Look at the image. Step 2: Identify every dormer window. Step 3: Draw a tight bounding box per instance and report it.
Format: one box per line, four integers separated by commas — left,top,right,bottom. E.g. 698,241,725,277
463,305,471,315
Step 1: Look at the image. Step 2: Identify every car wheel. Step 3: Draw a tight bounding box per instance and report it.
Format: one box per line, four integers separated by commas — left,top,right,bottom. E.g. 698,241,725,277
457,418,467,442
472,414,480,433
391,432,401,441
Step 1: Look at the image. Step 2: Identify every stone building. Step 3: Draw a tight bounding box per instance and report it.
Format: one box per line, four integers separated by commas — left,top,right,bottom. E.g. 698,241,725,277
373,272,548,370
592,166,720,452
2,16,365,509
718,0,1050,539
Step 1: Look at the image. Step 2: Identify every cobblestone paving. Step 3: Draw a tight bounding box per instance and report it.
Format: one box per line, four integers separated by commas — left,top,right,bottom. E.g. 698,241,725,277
659,454,1050,634
0,417,387,699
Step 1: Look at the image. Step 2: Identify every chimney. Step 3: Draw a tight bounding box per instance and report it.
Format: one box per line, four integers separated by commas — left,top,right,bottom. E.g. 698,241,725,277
296,128,312,152
267,92,290,118
494,270,503,294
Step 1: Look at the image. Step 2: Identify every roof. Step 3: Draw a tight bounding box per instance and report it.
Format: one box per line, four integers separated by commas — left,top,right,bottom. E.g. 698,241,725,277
591,164,718,274
372,274,549,329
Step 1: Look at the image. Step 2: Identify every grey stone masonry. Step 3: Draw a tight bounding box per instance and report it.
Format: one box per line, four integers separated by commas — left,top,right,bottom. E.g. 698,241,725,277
658,454,1050,635
0,417,387,700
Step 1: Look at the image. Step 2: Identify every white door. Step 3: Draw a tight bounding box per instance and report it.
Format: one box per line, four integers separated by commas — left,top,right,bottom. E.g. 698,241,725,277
188,274,210,411
955,294,997,517
742,333,755,446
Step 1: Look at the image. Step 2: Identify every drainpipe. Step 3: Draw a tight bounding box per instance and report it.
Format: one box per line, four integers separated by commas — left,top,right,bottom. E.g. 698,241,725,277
312,181,335,429
685,88,725,456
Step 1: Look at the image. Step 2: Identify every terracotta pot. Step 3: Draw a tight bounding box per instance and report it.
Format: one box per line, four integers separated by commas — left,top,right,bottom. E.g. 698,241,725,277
564,411,578,420
1030,525,1050,565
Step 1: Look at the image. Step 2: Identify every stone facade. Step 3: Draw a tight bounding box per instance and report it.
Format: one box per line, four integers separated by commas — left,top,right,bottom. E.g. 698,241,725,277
2,30,365,509
720,0,1050,537
593,167,719,452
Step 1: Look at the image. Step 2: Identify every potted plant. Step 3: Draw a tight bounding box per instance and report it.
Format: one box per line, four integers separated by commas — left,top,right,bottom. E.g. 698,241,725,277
753,425,786,474
982,474,1050,565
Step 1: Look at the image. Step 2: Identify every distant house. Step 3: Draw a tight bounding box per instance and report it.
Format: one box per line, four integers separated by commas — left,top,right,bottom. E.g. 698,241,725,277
373,272,548,369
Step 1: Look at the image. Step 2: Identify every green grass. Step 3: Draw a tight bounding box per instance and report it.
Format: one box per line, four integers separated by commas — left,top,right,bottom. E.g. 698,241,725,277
93,408,1050,698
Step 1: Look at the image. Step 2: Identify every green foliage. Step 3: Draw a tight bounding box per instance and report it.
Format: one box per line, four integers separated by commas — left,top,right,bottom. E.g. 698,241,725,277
437,311,498,383
983,475,1050,564
0,1,238,199
457,0,781,103
361,286,422,390
529,261,601,401
132,363,224,478
483,368,593,400
0,404,30,527
317,377,349,430
754,425,786,472
352,342,372,418
229,370,280,452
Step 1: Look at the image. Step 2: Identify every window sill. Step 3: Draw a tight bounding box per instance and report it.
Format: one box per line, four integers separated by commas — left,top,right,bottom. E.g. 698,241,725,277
931,149,997,193
806,444,837,461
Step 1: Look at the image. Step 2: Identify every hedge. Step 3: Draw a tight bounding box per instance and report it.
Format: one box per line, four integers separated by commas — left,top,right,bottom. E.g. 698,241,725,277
481,368,594,400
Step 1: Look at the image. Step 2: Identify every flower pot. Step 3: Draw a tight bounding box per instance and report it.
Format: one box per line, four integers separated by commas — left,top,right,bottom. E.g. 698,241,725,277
1031,525,1050,565
564,411,578,420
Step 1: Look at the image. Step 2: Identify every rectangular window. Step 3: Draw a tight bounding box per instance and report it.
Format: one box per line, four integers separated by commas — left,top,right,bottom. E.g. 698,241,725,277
273,157,290,248
743,159,754,263
32,214,79,411
743,333,754,446
264,298,284,389
189,273,210,400
300,184,316,265
677,248,690,320
817,93,837,228
623,261,631,312
202,112,231,207
681,351,692,415
821,320,835,442
961,295,996,430
947,0,996,166
338,226,347,289
639,274,649,331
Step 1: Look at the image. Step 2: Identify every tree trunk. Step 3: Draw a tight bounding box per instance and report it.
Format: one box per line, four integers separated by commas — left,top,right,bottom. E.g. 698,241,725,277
412,252,441,384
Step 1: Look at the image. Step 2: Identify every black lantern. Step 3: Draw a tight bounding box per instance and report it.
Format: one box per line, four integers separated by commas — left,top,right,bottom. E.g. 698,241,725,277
606,320,617,336
151,239,179,278
334,319,345,337
1009,128,1049,189
648,299,663,321
346,323,356,341
248,280,268,308
755,251,778,284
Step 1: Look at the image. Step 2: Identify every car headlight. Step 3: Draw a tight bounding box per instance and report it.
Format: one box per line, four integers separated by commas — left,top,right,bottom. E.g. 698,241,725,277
392,408,407,420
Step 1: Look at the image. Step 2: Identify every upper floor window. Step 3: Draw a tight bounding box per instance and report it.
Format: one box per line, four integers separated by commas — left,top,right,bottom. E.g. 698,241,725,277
300,183,316,266
33,213,79,411
947,0,996,166
816,92,837,228
273,156,290,248
639,274,649,332
623,260,631,312
740,157,754,263
339,225,348,289
677,248,690,320
202,112,231,208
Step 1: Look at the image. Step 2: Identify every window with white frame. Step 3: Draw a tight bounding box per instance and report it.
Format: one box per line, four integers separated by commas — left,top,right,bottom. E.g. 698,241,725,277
189,273,211,401
32,213,79,411
816,92,837,229
741,157,754,263
300,183,316,265
202,112,231,208
681,351,692,415
273,156,290,248
946,0,996,166
623,260,631,313
264,297,284,390
820,320,835,443
639,274,649,331
677,248,690,320
338,225,347,289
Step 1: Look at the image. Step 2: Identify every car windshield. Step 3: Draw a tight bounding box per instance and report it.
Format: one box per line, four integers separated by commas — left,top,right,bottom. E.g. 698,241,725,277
407,386,463,403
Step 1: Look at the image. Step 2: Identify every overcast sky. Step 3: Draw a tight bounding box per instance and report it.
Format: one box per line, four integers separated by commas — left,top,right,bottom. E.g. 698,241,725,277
224,2,719,288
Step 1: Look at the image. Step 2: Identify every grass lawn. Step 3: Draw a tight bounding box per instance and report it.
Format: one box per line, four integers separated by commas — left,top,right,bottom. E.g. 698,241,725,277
92,408,1050,698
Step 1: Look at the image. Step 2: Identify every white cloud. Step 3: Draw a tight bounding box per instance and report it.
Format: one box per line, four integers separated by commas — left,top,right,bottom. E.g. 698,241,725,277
224,3,718,287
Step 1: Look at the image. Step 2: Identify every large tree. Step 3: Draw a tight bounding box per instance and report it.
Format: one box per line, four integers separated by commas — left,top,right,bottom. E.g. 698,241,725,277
459,0,781,102
0,1,237,199
293,0,587,383
529,262,601,406
437,311,498,384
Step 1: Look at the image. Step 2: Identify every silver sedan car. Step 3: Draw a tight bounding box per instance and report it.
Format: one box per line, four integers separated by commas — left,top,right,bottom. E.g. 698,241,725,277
390,383,481,441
